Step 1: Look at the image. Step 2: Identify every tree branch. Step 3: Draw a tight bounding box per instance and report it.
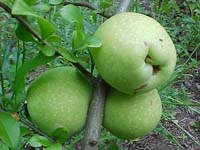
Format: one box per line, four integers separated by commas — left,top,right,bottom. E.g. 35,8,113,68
116,0,131,13
82,1,131,150
82,76,107,150
63,1,111,18
0,2,92,81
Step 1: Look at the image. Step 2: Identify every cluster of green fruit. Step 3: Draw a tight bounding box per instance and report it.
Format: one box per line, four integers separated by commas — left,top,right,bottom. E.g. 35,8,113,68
27,13,176,140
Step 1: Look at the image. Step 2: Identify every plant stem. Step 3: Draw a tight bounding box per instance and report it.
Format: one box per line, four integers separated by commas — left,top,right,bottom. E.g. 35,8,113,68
20,117,55,143
22,42,26,64
82,1,131,150
82,76,107,150
0,70,5,96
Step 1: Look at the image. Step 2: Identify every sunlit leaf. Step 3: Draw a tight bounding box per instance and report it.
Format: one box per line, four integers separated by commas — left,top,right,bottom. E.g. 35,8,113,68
29,134,51,147
60,4,83,28
46,35,61,43
0,112,20,149
72,28,85,49
86,35,102,48
12,0,38,17
58,47,77,63
37,17,55,39
40,45,56,57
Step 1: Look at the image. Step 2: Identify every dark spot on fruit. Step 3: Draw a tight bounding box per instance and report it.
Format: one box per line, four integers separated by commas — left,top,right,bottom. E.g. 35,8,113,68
159,38,163,42
152,65,160,75
134,84,147,92
144,41,148,46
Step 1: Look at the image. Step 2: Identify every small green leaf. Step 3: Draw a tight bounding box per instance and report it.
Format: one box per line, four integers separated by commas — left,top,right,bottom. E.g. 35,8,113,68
72,28,85,49
49,0,63,5
14,52,55,104
12,0,38,17
100,1,112,9
52,128,68,143
0,112,20,149
86,35,102,48
46,35,61,43
58,47,77,63
40,45,56,57
29,135,51,147
37,17,55,39
45,143,62,150
24,0,36,5
60,5,83,28
15,23,35,42
20,126,30,137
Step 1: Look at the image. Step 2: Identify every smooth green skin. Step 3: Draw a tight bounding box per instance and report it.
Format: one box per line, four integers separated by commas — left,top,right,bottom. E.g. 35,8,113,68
104,89,162,140
27,66,91,138
91,12,176,94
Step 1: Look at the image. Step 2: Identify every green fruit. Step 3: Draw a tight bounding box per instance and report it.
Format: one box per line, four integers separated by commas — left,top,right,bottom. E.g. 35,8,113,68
27,66,91,139
104,89,162,140
91,12,176,94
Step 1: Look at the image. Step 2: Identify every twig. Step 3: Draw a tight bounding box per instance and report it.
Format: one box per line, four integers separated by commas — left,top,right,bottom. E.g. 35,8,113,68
0,2,92,80
82,1,131,150
20,117,55,143
63,1,111,18
82,76,107,150
116,0,131,13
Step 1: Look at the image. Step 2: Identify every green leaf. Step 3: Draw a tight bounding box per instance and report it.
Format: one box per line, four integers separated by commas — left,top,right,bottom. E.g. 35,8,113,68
49,0,63,5
37,17,55,39
15,23,35,42
34,2,51,13
100,1,112,9
45,143,62,150
85,35,102,48
72,28,85,49
24,0,36,5
0,112,20,149
0,141,9,150
29,134,51,147
40,45,56,57
58,47,77,63
52,128,68,143
14,52,55,104
60,5,83,28
46,35,61,43
12,0,38,17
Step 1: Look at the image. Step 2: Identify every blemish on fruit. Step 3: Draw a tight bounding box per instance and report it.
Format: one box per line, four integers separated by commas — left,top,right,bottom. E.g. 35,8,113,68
144,41,148,46
159,38,163,42
152,65,160,75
